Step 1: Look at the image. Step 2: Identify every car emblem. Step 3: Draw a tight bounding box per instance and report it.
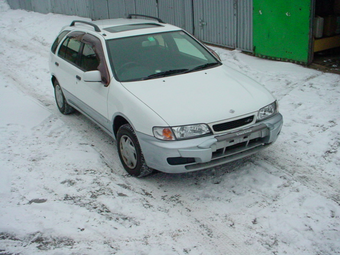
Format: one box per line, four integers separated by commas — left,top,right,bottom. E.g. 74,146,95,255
229,109,235,114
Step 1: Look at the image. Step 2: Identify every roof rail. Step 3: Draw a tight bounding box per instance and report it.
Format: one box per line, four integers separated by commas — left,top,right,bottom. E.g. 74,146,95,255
70,20,101,32
127,14,165,24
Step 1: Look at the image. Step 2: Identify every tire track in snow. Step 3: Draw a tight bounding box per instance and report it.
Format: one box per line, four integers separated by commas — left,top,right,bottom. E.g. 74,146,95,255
116,171,271,255
258,151,340,206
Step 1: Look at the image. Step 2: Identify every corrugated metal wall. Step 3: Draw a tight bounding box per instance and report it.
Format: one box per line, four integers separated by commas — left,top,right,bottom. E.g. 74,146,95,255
193,0,236,48
237,0,253,51
193,0,252,52
31,0,50,14
6,0,253,52
50,0,77,16
90,0,109,19
6,0,92,16
7,0,33,11
107,0,135,18
74,0,91,18
158,0,193,34
135,0,158,17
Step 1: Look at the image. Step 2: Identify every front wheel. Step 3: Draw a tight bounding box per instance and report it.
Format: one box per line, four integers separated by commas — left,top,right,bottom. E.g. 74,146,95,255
117,124,152,177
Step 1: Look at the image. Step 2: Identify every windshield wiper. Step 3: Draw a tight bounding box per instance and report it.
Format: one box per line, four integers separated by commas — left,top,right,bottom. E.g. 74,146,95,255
142,69,189,80
186,62,221,73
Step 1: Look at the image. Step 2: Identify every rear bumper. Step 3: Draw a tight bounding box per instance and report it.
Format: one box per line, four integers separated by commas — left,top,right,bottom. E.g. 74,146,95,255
137,113,283,173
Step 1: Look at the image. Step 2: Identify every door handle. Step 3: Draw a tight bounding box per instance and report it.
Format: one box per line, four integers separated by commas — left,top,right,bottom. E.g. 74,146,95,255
55,62,59,66
76,75,81,81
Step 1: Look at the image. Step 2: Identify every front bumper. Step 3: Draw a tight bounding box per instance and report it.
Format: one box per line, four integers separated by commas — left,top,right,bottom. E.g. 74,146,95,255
137,113,283,173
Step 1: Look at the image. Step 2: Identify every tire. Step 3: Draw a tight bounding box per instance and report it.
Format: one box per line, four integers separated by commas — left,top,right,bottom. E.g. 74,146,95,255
53,80,75,115
117,124,153,177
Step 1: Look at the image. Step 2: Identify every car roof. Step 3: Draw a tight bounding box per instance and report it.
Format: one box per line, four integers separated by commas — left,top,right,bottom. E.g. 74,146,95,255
66,18,182,40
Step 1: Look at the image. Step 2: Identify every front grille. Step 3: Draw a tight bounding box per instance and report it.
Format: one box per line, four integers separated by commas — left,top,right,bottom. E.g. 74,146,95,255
212,138,264,159
184,124,269,171
212,115,254,132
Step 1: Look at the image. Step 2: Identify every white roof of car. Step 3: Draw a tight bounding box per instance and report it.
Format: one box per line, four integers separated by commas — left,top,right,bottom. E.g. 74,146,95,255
68,18,181,40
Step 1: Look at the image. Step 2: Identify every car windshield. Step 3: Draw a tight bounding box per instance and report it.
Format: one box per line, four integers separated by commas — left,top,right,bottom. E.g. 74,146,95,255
106,31,221,82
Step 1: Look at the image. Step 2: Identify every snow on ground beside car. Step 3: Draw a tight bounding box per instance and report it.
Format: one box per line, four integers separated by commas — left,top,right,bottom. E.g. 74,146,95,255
0,1,339,254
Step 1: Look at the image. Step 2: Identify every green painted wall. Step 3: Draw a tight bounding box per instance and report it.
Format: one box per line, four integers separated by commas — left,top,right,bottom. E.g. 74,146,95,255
253,0,312,63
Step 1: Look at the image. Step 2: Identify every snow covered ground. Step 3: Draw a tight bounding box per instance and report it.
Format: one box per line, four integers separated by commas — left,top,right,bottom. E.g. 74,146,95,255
0,1,339,254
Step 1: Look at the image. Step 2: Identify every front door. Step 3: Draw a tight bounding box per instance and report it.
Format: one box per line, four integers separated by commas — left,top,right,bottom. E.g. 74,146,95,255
56,32,110,129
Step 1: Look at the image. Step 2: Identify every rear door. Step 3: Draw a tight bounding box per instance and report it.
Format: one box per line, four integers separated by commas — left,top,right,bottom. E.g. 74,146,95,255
55,31,84,98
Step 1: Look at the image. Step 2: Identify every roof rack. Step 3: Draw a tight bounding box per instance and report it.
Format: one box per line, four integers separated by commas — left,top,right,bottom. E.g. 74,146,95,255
127,14,165,24
70,20,101,32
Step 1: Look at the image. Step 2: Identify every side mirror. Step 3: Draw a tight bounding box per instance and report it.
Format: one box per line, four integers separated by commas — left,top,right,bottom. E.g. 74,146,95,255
83,70,102,82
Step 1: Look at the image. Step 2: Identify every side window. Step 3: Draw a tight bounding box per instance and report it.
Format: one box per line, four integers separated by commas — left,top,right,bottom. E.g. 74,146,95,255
81,33,110,85
79,43,99,71
58,37,82,65
51,30,70,54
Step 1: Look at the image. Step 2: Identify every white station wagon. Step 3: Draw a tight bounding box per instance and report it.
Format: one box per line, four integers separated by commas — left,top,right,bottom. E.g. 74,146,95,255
49,14,283,177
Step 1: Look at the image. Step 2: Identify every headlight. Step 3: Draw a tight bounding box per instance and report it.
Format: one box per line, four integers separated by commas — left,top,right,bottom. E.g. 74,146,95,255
257,101,278,120
153,124,212,140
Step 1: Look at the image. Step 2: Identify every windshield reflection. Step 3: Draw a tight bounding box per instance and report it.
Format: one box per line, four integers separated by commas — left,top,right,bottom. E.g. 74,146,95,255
107,31,221,82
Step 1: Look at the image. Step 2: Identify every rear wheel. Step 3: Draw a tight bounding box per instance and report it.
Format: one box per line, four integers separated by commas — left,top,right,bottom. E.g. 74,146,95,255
53,79,75,115
117,124,153,177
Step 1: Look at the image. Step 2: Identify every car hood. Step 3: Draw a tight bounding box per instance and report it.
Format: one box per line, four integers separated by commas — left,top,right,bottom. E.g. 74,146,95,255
121,65,275,126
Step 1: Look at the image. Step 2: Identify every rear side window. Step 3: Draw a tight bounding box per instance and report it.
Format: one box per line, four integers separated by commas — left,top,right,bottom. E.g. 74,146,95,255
51,30,70,54
58,37,82,65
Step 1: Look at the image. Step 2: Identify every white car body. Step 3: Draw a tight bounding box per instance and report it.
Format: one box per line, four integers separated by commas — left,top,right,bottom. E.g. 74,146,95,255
49,16,283,176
